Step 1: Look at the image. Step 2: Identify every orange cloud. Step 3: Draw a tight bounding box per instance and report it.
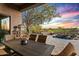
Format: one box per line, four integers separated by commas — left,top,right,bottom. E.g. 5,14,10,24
58,22,75,28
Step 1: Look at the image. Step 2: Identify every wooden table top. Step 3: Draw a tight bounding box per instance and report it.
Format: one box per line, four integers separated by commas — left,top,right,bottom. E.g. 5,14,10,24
2,40,54,56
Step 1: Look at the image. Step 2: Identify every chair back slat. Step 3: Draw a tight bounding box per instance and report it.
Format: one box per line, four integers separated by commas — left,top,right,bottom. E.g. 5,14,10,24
29,34,37,41
37,35,47,43
58,43,76,56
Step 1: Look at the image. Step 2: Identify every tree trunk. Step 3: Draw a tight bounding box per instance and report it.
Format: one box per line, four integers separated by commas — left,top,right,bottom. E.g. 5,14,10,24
26,25,29,33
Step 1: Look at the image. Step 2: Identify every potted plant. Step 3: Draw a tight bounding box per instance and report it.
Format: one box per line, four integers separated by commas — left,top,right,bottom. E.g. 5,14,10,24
0,30,7,43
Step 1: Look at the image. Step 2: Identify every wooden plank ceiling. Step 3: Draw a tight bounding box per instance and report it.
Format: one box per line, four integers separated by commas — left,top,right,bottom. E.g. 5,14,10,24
5,3,43,11
0,14,8,19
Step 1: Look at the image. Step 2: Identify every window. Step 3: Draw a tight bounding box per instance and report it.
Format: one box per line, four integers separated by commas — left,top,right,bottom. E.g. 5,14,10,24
0,17,11,34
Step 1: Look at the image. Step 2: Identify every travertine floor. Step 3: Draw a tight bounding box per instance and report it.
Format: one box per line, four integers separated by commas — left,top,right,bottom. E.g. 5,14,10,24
46,35,79,56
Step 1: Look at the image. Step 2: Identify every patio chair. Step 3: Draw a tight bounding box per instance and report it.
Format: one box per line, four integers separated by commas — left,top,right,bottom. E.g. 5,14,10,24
29,34,37,41
51,43,76,56
37,35,47,43
0,44,10,56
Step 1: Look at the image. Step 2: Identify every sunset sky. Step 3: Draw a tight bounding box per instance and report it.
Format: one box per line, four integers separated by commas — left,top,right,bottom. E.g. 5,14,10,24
41,3,79,29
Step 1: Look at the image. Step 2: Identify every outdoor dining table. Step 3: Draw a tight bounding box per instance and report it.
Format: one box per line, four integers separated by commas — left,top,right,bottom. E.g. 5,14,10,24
2,40,55,56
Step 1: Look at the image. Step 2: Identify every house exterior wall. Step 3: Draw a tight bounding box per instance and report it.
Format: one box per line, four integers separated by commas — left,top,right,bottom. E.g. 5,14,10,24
0,4,22,40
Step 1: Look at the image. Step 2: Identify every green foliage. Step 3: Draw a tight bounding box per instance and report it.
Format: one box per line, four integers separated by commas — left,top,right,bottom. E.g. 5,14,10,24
0,30,7,42
48,29,54,33
47,28,78,35
30,25,42,33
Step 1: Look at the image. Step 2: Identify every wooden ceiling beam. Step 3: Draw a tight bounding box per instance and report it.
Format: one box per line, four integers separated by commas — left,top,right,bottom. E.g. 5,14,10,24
5,3,22,11
19,3,36,9
5,3,44,11
20,3,44,11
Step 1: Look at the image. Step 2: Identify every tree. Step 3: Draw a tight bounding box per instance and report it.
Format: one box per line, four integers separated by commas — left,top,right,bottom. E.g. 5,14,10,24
22,4,60,33
22,8,36,33
42,4,57,22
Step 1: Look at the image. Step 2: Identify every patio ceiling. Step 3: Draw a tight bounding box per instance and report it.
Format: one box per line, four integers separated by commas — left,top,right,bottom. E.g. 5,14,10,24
0,14,8,19
5,3,44,11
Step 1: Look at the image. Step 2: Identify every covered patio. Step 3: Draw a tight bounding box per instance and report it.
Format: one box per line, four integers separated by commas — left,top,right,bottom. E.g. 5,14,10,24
0,3,78,56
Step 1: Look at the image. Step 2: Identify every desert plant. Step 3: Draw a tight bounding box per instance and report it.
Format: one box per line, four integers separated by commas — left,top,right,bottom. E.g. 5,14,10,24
30,24,42,33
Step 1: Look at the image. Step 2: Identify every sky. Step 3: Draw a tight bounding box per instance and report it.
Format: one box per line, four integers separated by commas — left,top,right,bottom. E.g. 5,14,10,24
41,3,79,29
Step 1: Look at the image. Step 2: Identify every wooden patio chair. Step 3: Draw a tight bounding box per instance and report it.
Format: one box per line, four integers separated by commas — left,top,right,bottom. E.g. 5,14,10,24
52,43,76,56
29,34,37,41
0,44,10,56
37,35,47,43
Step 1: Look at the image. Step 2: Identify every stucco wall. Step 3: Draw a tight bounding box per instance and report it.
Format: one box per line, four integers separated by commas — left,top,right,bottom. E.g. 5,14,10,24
0,4,22,40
